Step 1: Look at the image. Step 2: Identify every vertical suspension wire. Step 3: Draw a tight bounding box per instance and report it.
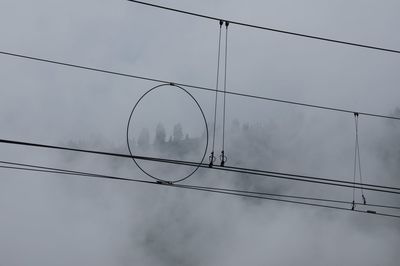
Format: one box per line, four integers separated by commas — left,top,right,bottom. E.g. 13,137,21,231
355,114,366,204
220,21,229,166
209,20,224,167
352,112,366,210
351,113,358,210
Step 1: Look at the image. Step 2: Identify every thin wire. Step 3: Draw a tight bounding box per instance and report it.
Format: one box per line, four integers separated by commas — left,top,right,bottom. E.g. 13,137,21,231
352,113,367,209
356,114,366,203
2,159,399,210
0,160,353,205
221,21,229,166
1,50,400,121
210,21,223,166
8,157,399,210
352,114,357,209
126,83,209,183
1,137,399,193
3,160,400,211
1,138,400,195
1,162,399,219
126,0,400,55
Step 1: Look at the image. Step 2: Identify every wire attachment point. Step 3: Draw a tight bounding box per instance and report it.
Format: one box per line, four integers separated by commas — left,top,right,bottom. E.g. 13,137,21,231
209,152,216,168
351,201,356,211
220,150,227,166
156,180,173,185
362,194,366,205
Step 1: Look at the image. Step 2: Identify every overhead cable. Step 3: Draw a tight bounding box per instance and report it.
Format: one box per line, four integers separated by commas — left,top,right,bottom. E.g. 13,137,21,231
1,50,399,121
1,138,400,195
0,161,399,219
2,159,399,211
126,0,400,54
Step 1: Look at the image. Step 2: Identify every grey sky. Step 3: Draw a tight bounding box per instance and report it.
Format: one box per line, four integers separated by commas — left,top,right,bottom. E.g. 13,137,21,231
0,0,400,265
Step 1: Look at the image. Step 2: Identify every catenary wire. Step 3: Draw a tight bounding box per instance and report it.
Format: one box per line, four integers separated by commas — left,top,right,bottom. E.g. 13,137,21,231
1,137,399,193
1,138,400,195
2,160,399,211
1,50,399,121
0,162,399,219
126,0,400,55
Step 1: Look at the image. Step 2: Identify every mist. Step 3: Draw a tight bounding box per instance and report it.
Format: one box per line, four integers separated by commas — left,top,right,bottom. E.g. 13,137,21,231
1,0,400,265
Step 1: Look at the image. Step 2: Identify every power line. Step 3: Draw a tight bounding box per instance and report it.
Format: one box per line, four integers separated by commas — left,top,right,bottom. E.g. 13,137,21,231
127,0,400,55
1,137,400,195
0,161,399,219
3,159,398,211
1,50,399,121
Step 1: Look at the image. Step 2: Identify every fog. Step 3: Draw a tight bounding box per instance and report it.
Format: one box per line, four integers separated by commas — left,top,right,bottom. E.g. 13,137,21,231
0,0,400,265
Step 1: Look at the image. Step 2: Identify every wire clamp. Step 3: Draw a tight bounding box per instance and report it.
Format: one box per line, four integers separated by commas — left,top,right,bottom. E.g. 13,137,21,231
209,152,216,167
362,194,366,205
156,180,173,185
220,150,227,166
351,201,355,211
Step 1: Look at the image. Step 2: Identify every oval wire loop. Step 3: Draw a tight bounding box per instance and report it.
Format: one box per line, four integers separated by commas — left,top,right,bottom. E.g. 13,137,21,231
126,83,209,183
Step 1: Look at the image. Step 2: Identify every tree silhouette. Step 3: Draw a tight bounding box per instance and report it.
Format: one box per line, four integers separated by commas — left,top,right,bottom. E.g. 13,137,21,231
137,128,150,151
173,123,183,142
154,123,166,150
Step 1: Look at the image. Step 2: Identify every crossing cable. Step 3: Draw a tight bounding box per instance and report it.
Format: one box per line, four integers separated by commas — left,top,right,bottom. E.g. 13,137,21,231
220,21,229,167
1,50,400,121
209,20,224,167
1,138,400,195
1,159,399,211
0,161,399,219
127,0,400,55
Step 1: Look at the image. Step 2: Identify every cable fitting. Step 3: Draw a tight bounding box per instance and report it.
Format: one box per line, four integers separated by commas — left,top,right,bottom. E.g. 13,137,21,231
219,20,223,26
209,151,216,168
156,180,173,185
354,112,359,117
220,150,227,166
225,21,229,27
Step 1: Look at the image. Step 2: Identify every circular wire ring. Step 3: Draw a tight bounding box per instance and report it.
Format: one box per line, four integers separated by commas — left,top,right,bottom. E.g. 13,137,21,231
126,83,209,183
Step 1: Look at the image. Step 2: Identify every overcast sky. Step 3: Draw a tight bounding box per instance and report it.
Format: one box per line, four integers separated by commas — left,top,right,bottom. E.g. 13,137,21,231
0,0,400,265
